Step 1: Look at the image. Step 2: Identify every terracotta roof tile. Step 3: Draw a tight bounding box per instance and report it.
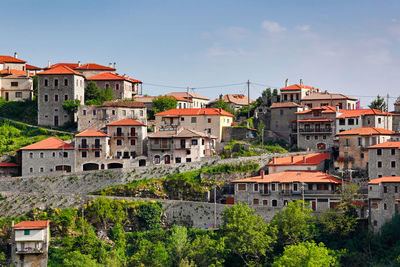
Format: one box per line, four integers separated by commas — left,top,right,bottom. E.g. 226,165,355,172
20,137,74,150
37,65,84,76
155,108,234,117
75,63,115,71
76,130,109,137
47,63,79,69
167,92,210,100
149,127,217,139
280,84,314,91
302,92,357,101
0,55,26,63
336,127,394,136
296,106,338,114
0,162,19,167
270,102,302,108
26,64,41,70
13,220,50,229
338,109,390,118
268,153,330,166
368,141,400,149
209,94,254,105
368,176,400,184
231,171,341,184
297,118,333,122
101,101,145,108
107,119,145,126
87,72,141,83
0,69,27,75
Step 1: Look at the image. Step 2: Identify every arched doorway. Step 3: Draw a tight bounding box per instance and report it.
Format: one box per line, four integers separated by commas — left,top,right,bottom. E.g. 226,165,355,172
83,163,99,171
317,143,326,150
139,159,146,167
154,155,160,164
108,163,123,169
55,165,72,172
164,155,171,164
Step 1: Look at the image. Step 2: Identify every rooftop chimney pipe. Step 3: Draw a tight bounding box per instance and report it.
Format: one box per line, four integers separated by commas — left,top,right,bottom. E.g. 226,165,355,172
48,61,51,68
14,52,18,58
285,78,289,87
291,155,294,163
260,170,265,179
113,62,116,69
303,155,306,163
300,79,303,86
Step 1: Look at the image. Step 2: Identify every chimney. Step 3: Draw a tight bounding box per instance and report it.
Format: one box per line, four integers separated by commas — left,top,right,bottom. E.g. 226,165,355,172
11,220,14,227
78,61,81,67
260,170,265,179
303,155,306,163
14,52,18,58
272,156,276,164
26,70,29,77
109,63,112,68
219,94,223,100
285,78,289,87
291,156,294,163
300,79,303,86
48,61,51,68
113,62,116,69
336,105,339,112
7,67,10,74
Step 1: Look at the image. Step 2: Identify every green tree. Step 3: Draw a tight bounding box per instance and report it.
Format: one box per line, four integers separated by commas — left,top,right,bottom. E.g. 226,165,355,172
130,239,170,267
272,241,339,267
186,233,226,266
369,95,387,111
85,81,101,103
153,96,177,114
317,204,358,239
136,201,163,230
221,202,276,265
63,251,101,267
270,201,315,249
213,99,235,115
166,225,189,265
99,86,115,102
62,99,80,123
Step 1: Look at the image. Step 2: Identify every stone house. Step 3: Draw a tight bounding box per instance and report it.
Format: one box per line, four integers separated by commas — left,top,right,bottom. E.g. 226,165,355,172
295,106,339,151
74,63,115,78
77,101,147,131
391,101,400,132
280,79,319,104
368,141,400,179
12,220,50,267
0,73,33,101
19,137,75,176
166,92,210,108
368,177,400,232
147,126,217,165
135,95,193,112
26,64,43,76
207,94,254,111
154,108,234,141
267,153,330,174
86,72,141,99
336,127,394,173
270,102,303,144
337,109,393,133
0,162,19,177
37,65,85,127
230,170,342,211
301,91,357,110
0,53,26,71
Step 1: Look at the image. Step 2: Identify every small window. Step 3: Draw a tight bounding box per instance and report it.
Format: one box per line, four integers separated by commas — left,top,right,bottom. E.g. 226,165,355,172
280,109,284,116
323,135,326,140
122,110,126,116
186,150,191,155
44,79,48,86
11,82,18,87
306,136,310,141
186,158,191,162
95,151,100,158
29,152,33,158
361,153,364,159
64,79,68,86
392,149,396,155
339,119,345,125
263,200,268,206
377,149,382,156
253,199,259,205
117,139,122,146
54,95,58,102
181,117,184,121
348,118,354,125
93,110,97,115
82,151,87,158
378,118,382,124
40,167,44,172
130,139,136,146
208,118,211,123
15,92,22,98
384,203,387,210
40,152,44,158
83,110,86,115
271,183,276,191
358,138,362,146
64,95,68,100
29,167,33,173
392,161,396,168
345,139,349,146
272,200,278,207
175,157,181,163
191,139,198,145
384,186,388,193
116,84,120,90
191,117,197,123
140,110,144,117
293,184,298,191
52,152,56,157
254,184,259,192
44,95,48,102
238,184,246,191
378,161,382,168
396,186,398,193
112,110,115,115
54,79,58,87
24,230,30,235
314,135,318,140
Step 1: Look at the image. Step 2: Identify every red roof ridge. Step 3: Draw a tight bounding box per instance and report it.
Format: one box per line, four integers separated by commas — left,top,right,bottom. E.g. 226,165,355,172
76,130,109,137
155,108,234,117
368,141,400,149
20,137,74,150
336,127,395,136
368,176,400,184
37,65,84,76
13,220,50,229
75,63,116,71
0,55,26,63
268,153,330,166
106,118,146,126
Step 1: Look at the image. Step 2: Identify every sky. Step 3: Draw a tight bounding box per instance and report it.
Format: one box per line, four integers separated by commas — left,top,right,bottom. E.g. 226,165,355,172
2,0,400,108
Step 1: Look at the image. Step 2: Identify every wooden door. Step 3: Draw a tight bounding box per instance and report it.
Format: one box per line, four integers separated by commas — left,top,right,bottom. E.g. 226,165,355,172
165,155,170,164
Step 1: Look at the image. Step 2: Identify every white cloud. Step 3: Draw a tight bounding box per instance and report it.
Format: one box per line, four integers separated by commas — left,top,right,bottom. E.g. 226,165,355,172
225,26,248,40
261,20,286,33
296,25,310,32
206,47,246,57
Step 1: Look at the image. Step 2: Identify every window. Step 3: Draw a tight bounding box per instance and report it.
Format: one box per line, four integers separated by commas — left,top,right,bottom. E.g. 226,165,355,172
378,161,382,168
112,110,115,115
186,150,191,155
339,119,346,125
306,136,310,141
93,110,97,115
348,118,355,125
208,118,211,123
116,84,120,90
154,155,160,164
392,161,396,168
64,79,68,86
140,110,143,117
308,184,313,190
24,230,30,235
54,95,58,102
345,139,349,146
358,137,362,146
117,139,122,146
396,186,398,193
52,152,56,157
191,139,198,145
280,109,284,116
82,151,87,158
83,110,86,115
44,79,48,86
29,167,33,173
44,95,48,102
40,167,44,172
105,83,110,88
392,149,396,155
238,184,246,190
323,135,326,140
253,199,259,205
181,117,184,121
185,158,191,163
254,184,259,192
63,152,68,158
15,92,22,98
361,153,364,159
314,135,318,140
367,119,371,125
175,157,181,163
54,79,58,87
384,186,388,193
207,128,211,134
271,183,276,191
293,183,298,191
64,94,68,100
95,151,100,157
377,149,382,156
11,82,18,87
29,152,33,158
384,203,387,210
378,118,382,124
40,152,44,158
130,139,136,145
191,117,197,123
272,200,278,207
122,110,126,116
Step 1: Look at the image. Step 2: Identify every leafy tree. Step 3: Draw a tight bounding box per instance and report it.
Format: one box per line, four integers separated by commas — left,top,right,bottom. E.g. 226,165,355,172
220,202,276,265
369,95,387,111
153,96,177,114
62,251,101,267
85,81,101,103
270,201,315,250
62,99,80,123
186,233,226,266
129,239,170,267
213,99,235,115
257,121,265,138
166,225,189,265
272,241,339,267
317,204,358,239
272,88,278,96
85,198,125,229
99,86,115,102
136,201,163,230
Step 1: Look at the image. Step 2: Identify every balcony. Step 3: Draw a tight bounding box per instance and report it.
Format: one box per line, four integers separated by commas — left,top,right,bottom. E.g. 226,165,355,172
279,190,292,196
298,128,332,134
259,189,271,195
78,144,89,150
150,143,171,150
91,144,102,150
113,133,124,138
128,135,138,139
16,242,44,254
174,144,190,150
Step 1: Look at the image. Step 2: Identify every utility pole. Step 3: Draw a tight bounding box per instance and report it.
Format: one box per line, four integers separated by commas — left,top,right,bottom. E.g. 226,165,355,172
186,86,189,109
387,93,390,130
247,80,250,119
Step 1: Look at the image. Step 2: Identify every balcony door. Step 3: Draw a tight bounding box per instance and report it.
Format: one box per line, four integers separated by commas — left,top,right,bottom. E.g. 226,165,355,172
130,127,136,137
116,127,122,136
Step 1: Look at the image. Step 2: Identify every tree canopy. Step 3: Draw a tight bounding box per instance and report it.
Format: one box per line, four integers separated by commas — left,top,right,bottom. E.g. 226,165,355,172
369,95,387,111
153,96,177,114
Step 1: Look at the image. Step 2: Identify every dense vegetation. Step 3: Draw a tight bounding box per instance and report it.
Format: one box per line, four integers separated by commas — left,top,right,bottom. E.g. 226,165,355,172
0,98,37,124
221,140,287,158
95,161,260,200
84,81,115,105
0,119,72,156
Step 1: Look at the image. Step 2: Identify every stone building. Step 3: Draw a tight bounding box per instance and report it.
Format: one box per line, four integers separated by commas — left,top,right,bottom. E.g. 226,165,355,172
74,63,115,78
270,102,303,144
230,170,342,211
368,141,400,179
19,137,75,176
147,126,217,164
392,101,400,132
166,92,210,108
207,94,254,111
267,153,330,174
368,177,400,232
336,127,395,173
135,95,193,112
280,79,319,104
0,162,19,177
295,106,339,150
77,101,147,131
12,220,50,267
337,109,393,133
0,54,26,71
26,64,43,76
301,91,357,110
0,73,33,101
37,65,85,127
155,108,234,141
86,72,141,99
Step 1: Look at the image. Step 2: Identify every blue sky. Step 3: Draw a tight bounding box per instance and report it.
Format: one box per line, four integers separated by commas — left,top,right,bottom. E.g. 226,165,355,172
2,0,400,107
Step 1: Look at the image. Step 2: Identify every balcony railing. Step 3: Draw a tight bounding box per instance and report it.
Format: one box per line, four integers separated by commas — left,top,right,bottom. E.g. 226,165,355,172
150,143,171,150
78,144,89,150
91,144,102,150
16,245,44,254
128,135,138,139
298,128,332,133
113,133,124,138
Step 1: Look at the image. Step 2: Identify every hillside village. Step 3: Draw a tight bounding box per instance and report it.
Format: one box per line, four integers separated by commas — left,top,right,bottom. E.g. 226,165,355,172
2,52,400,265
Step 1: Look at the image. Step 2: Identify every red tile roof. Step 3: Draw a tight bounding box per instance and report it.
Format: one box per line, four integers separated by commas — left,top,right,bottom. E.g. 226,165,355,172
297,118,333,122
336,127,395,136
270,102,302,108
20,137,74,150
232,171,341,184
0,69,27,75
155,108,234,117
296,106,338,114
167,92,210,100
0,55,26,63
87,72,142,83
368,176,400,184
26,64,41,70
37,65,84,76
75,63,115,71
209,94,254,105
338,109,390,118
76,130,109,137
0,162,19,167
47,63,79,69
107,118,145,126
268,153,330,166
368,141,400,149
13,220,50,229
302,92,357,101
280,84,314,91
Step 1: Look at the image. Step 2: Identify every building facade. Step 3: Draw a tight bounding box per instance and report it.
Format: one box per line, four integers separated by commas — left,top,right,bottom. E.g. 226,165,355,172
280,79,319,104
270,102,303,144
0,73,33,101
301,91,357,110
368,141,400,179
267,153,330,174
166,92,210,108
337,109,393,133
